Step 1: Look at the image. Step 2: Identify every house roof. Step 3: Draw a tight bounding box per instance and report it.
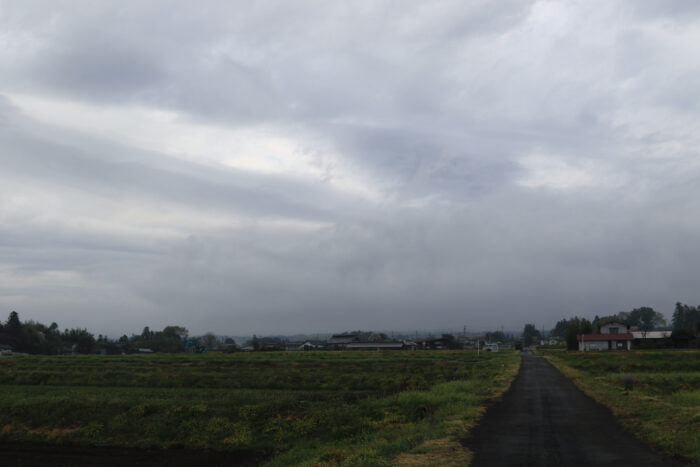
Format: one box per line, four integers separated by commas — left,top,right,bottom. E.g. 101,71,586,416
577,333,634,341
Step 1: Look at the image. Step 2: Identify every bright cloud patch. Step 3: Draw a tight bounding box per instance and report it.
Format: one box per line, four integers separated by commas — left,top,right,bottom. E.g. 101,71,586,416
517,155,597,190
7,92,385,203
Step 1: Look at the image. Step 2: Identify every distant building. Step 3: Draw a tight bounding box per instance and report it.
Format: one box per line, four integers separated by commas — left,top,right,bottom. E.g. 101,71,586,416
421,337,449,350
327,334,360,350
578,322,633,351
219,343,238,353
631,330,672,340
344,341,411,351
631,330,672,348
284,341,319,351
256,337,284,351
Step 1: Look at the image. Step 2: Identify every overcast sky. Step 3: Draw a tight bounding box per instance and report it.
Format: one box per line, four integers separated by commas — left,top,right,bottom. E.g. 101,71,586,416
1,1,699,337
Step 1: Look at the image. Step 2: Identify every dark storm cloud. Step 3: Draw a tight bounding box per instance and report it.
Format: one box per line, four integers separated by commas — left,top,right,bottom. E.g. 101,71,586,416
122,192,700,334
1,1,700,335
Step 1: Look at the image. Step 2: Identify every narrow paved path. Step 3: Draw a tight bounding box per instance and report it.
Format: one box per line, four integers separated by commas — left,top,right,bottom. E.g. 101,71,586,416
462,350,688,467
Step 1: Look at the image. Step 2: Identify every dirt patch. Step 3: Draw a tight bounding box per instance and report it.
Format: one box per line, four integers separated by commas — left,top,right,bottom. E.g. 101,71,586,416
393,437,472,466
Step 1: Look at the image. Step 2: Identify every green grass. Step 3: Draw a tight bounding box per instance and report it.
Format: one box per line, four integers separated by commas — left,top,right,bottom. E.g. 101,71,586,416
539,349,700,465
0,351,483,391
0,350,520,465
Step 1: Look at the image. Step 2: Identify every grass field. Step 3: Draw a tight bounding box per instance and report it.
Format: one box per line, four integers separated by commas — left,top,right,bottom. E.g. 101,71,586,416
539,349,700,465
0,350,519,465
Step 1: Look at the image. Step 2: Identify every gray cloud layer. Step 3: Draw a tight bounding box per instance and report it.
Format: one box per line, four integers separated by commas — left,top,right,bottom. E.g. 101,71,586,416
1,1,699,336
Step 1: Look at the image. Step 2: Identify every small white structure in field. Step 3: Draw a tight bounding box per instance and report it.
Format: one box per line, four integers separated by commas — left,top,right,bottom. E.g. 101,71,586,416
631,330,672,339
483,343,499,352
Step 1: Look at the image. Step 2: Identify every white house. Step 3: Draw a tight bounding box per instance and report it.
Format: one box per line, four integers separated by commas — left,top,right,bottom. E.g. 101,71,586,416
578,322,633,351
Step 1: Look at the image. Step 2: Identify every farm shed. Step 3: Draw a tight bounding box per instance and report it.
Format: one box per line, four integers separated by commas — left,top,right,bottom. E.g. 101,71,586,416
284,341,318,351
326,334,360,350
631,330,672,348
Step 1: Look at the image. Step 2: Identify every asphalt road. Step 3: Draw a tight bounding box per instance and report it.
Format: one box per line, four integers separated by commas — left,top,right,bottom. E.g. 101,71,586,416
462,350,688,467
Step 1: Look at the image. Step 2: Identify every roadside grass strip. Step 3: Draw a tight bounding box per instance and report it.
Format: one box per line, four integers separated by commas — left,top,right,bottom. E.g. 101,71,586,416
390,356,520,467
541,350,700,465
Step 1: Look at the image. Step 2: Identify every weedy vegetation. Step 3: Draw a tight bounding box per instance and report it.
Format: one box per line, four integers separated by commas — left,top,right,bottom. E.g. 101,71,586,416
0,350,519,465
539,349,700,465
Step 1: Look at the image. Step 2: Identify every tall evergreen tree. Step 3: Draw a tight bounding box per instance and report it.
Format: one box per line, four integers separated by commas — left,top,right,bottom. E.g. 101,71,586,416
522,323,540,347
565,317,592,350
6,311,21,336
672,302,700,332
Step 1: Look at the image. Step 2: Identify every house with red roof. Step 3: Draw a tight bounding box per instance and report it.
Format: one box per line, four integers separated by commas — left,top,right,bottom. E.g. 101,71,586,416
577,322,633,351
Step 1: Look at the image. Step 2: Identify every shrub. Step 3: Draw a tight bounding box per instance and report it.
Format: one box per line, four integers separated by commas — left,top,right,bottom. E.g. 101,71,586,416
622,376,635,391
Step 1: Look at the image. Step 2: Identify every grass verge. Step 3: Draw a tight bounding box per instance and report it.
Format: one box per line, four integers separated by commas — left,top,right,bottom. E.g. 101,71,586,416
387,353,521,467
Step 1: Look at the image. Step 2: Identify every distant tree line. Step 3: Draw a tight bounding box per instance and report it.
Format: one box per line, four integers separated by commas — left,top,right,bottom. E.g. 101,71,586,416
483,330,515,344
672,302,700,333
5,301,698,355
243,332,467,351
0,311,229,355
0,311,473,355
521,324,542,347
